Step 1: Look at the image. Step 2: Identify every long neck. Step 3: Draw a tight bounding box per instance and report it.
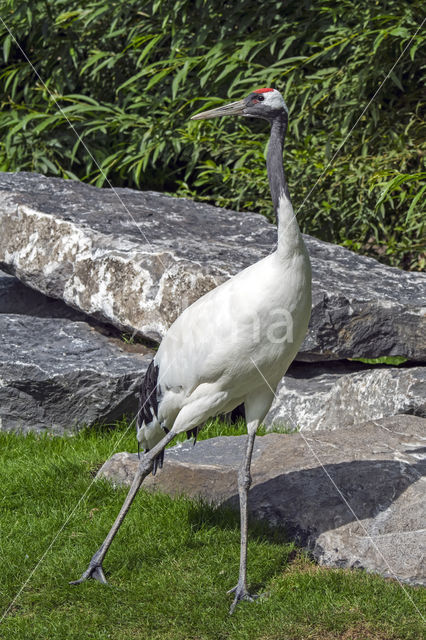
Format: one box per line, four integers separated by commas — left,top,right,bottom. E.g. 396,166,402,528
266,114,289,211
266,114,301,255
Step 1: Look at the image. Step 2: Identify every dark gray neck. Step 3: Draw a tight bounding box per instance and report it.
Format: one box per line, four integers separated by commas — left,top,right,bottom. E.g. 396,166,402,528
266,114,289,213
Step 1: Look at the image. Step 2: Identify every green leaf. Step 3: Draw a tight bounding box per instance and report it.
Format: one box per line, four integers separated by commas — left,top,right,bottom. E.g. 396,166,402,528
3,34,11,63
146,68,173,90
389,71,403,91
406,184,426,222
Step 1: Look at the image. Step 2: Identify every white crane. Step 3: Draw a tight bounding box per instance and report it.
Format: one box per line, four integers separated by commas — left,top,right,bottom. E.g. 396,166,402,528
71,87,312,614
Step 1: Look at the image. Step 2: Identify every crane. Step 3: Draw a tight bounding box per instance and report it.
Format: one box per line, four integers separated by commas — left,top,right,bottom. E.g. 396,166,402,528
71,87,312,614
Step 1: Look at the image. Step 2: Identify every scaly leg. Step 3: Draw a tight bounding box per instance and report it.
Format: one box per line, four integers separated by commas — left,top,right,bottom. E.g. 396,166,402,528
70,429,176,585
228,424,258,614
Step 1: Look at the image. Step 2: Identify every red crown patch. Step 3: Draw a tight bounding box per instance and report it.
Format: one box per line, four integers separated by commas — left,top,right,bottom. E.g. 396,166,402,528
253,88,274,93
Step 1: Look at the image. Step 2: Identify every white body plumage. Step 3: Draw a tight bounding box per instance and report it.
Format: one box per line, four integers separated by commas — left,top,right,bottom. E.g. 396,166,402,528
137,192,311,452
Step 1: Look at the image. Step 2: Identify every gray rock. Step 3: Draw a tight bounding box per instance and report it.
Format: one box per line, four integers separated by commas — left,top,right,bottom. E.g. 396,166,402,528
266,361,426,431
1,172,424,360
97,415,426,585
0,268,93,321
1,272,423,437
0,313,153,434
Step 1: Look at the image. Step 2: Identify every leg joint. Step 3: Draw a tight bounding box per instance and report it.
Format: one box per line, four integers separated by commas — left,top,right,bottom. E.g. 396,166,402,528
238,467,252,491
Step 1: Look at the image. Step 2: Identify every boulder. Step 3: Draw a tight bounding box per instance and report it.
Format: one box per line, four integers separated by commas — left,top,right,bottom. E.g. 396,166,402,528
0,270,423,437
1,172,424,361
265,361,426,431
97,415,426,585
0,311,154,434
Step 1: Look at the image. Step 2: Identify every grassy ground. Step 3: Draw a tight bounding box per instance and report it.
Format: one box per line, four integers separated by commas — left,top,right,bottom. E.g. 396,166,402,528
0,420,424,639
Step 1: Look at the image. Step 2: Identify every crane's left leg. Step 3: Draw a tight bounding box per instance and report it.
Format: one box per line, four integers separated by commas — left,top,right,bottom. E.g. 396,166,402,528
228,419,259,614
70,389,228,586
70,429,176,585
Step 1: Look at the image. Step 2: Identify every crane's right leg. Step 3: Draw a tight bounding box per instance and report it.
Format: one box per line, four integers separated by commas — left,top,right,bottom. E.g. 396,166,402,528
70,429,176,585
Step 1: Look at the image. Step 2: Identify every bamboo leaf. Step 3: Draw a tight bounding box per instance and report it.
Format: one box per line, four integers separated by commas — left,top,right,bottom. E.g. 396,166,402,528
3,35,11,63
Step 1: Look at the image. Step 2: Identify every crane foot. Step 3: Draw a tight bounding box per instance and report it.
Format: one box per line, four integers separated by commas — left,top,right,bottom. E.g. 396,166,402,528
69,550,107,585
227,583,259,615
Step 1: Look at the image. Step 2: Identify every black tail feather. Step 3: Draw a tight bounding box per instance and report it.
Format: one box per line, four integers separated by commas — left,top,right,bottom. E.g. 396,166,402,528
152,448,165,476
185,426,200,446
228,403,246,424
138,360,159,430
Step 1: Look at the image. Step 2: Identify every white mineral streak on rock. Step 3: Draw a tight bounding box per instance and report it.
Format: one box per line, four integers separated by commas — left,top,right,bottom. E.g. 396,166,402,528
25,231,40,262
89,262,114,318
43,260,61,276
64,274,85,296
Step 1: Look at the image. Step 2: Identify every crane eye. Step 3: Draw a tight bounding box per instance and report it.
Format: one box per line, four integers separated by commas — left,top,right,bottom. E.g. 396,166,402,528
256,95,264,102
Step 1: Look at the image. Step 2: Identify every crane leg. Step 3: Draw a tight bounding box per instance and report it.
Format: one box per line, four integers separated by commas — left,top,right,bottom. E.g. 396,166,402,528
228,423,258,614
70,429,176,586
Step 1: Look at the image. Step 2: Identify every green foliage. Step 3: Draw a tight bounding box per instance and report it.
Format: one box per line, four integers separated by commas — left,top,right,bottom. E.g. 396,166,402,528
0,0,425,269
0,424,424,638
351,355,408,366
172,416,297,447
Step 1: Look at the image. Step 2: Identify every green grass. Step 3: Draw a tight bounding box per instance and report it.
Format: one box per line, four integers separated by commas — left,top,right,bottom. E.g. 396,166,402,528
172,417,295,446
0,421,424,639
350,356,409,366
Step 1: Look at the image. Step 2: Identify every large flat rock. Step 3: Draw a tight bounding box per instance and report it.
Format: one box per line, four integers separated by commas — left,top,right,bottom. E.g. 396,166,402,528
1,172,424,361
0,311,153,434
98,415,426,585
265,361,426,431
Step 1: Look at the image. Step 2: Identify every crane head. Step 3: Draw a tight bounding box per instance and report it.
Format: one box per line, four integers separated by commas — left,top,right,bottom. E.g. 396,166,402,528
191,88,288,122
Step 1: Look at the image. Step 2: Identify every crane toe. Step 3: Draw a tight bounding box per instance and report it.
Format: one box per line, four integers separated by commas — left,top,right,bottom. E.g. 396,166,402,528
227,583,260,614
69,550,108,585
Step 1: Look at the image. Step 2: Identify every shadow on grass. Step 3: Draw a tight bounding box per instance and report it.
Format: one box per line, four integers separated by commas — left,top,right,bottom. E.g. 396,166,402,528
184,500,294,591
186,499,289,545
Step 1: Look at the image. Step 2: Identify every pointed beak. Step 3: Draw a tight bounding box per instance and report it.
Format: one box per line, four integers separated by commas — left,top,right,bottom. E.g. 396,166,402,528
190,99,246,120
